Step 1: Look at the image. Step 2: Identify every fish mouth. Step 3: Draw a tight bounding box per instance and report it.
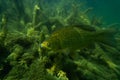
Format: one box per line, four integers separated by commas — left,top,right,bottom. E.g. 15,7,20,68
41,41,51,50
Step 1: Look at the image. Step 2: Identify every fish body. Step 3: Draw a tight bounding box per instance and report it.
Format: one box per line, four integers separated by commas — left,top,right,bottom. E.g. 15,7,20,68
41,26,117,51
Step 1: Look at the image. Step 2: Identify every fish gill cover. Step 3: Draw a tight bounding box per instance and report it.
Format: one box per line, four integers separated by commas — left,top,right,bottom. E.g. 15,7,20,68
0,0,120,80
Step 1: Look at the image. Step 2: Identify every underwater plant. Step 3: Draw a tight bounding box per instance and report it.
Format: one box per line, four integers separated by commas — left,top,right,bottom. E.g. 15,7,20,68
0,0,120,80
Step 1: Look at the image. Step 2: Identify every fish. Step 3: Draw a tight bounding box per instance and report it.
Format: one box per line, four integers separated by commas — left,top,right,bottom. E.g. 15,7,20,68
41,26,117,52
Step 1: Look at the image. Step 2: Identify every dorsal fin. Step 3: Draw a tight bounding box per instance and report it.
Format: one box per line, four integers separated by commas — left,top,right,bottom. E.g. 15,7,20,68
71,24,96,32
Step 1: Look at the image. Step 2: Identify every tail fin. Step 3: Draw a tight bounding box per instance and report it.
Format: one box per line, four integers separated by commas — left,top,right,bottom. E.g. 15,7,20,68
95,28,117,47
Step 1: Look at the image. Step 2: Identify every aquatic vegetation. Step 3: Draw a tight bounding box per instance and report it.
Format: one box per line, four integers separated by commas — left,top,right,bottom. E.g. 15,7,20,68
0,0,120,80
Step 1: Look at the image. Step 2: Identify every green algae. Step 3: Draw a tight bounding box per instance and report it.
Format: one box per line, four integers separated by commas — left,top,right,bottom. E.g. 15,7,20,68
0,0,120,80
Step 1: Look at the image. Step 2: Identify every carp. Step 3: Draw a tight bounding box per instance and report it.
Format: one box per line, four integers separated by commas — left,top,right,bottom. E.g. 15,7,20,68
41,26,117,52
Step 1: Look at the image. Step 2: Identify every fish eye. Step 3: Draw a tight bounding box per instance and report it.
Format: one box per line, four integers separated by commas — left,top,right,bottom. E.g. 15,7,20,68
45,42,49,46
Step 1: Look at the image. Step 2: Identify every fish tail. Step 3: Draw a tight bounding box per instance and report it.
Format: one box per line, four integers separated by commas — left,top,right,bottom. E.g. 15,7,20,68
95,29,118,47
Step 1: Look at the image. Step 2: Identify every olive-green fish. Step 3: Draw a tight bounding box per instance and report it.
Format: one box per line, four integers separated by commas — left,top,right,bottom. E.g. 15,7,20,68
41,26,117,51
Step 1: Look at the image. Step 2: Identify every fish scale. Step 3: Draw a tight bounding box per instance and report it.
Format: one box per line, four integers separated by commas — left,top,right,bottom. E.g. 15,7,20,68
41,26,117,52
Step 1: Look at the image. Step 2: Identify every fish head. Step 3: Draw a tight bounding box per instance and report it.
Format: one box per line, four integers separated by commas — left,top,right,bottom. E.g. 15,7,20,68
41,41,52,50
41,36,61,51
